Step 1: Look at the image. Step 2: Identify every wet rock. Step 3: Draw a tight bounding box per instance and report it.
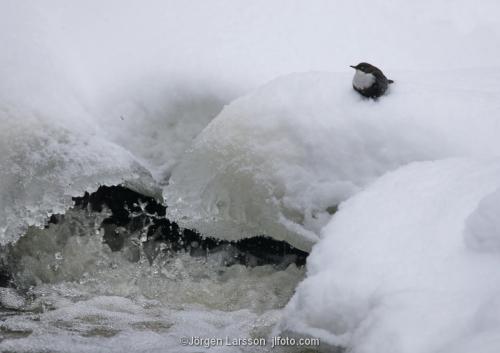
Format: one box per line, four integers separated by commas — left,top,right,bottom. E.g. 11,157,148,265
73,185,308,267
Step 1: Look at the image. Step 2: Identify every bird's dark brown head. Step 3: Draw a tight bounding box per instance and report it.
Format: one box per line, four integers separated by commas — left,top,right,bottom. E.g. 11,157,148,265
350,62,377,73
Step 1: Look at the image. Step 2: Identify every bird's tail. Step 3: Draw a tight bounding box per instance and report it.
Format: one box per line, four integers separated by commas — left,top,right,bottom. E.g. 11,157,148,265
388,79,394,84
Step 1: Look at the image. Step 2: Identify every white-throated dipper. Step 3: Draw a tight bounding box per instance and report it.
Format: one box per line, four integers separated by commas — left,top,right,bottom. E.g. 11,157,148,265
350,62,394,98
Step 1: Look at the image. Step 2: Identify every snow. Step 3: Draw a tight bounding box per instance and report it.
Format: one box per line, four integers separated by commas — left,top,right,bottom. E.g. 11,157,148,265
165,70,500,251
464,188,500,252
3,0,500,246
280,158,500,353
94,79,235,182
0,111,159,245
0,2,231,243
1,0,500,352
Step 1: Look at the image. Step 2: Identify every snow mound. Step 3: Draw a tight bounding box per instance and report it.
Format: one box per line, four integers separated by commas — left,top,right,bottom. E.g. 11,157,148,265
281,158,500,353
165,71,500,251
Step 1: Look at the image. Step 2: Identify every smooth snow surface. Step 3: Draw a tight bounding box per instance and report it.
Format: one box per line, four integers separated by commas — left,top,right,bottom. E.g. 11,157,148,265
464,188,500,252
281,158,500,353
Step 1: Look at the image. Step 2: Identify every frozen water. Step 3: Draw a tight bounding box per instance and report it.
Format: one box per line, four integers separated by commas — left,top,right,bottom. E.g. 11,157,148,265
1,0,500,352
165,70,500,251
0,112,158,245
3,0,500,247
0,2,158,244
0,3,229,244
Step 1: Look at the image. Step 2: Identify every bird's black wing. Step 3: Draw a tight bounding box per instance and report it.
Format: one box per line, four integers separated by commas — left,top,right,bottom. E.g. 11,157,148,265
371,68,388,81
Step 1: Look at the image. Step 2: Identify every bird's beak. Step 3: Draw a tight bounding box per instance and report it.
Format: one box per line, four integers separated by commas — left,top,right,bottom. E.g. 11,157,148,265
350,65,357,69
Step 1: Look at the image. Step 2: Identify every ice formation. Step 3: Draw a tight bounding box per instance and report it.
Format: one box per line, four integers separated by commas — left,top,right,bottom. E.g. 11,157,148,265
165,70,500,251
1,0,500,352
0,206,304,353
0,113,156,245
0,3,229,244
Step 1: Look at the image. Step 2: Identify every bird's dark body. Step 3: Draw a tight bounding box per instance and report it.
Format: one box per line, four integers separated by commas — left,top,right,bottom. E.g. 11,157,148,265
351,62,394,98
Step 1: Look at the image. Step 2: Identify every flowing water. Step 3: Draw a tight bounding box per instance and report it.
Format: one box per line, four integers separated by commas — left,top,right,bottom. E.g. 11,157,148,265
0,187,321,353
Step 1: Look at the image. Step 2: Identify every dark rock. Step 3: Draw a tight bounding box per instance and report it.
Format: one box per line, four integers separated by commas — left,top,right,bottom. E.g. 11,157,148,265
73,185,308,267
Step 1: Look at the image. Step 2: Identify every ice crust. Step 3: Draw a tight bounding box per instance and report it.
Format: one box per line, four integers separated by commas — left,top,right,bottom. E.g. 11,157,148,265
0,112,159,245
0,3,228,243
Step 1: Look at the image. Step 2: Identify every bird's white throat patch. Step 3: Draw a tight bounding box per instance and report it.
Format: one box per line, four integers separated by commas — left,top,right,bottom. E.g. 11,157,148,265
353,70,375,89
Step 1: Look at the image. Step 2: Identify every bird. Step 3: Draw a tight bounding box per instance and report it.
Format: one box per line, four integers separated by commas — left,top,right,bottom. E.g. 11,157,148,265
350,62,394,98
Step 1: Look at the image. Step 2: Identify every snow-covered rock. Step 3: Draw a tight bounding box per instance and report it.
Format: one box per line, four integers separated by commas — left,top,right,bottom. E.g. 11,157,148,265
2,1,500,352
165,71,500,251
281,158,500,353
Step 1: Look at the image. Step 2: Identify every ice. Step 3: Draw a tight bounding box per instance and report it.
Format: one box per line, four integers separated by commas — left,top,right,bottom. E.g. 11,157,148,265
280,158,500,353
0,111,160,245
0,3,228,243
3,0,500,248
2,1,500,352
165,71,500,251
0,207,305,353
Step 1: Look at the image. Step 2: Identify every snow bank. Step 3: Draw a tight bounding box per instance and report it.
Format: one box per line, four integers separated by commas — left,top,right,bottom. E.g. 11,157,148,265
3,0,500,248
280,158,500,353
1,1,500,351
165,71,500,251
